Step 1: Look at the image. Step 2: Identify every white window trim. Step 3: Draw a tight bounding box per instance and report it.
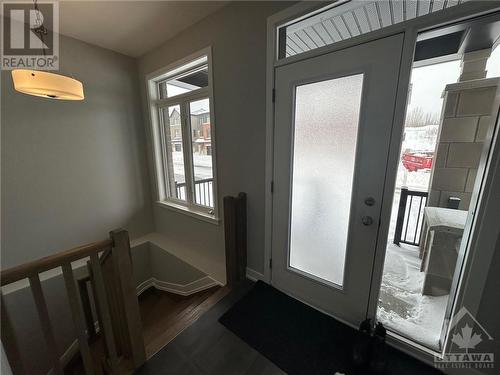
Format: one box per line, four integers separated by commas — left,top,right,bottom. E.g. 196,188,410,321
146,47,219,224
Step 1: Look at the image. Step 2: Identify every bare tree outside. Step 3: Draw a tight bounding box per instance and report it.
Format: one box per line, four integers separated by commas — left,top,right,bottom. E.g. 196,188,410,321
405,107,440,128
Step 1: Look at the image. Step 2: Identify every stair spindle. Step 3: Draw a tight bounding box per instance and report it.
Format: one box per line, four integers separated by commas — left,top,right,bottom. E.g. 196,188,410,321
1,293,26,375
28,274,64,375
89,253,119,373
62,263,95,375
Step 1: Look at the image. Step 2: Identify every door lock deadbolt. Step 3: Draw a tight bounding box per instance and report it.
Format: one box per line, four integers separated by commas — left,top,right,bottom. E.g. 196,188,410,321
364,197,375,206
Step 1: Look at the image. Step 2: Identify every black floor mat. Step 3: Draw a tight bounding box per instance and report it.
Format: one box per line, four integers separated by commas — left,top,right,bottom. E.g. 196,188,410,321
219,281,442,375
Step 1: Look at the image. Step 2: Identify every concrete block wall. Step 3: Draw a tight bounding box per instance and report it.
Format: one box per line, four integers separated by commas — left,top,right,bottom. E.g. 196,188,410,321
428,79,498,210
459,49,491,81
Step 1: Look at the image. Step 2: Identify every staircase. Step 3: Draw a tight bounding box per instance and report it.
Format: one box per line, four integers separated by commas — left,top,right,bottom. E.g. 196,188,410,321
1,229,146,375
1,192,248,374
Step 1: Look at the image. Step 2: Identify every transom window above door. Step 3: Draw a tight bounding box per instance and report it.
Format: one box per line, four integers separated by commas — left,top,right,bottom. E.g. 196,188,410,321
146,50,218,222
277,0,473,59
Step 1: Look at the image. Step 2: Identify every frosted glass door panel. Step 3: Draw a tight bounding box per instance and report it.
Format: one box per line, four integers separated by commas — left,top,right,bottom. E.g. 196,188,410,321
289,74,364,286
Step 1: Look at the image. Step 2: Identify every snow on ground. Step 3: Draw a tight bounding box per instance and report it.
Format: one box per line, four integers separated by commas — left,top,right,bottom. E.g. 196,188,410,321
377,243,448,350
377,126,449,351
402,124,438,151
396,124,438,190
172,151,213,183
172,151,214,206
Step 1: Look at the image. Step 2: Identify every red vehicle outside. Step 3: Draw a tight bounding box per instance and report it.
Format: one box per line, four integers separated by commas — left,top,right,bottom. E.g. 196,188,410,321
402,150,433,172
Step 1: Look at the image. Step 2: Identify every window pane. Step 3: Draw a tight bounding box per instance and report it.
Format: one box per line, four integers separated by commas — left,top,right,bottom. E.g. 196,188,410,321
159,65,208,99
289,74,363,286
161,105,186,201
189,98,214,208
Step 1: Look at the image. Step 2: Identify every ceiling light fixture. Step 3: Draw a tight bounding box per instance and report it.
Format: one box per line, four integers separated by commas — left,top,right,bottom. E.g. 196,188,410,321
12,70,84,100
11,0,84,100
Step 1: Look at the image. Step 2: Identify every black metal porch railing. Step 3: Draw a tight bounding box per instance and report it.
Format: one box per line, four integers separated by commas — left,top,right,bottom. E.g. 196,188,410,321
175,178,214,208
393,187,428,246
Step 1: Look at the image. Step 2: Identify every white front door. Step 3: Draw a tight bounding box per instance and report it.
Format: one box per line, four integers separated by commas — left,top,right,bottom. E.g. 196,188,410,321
271,34,404,326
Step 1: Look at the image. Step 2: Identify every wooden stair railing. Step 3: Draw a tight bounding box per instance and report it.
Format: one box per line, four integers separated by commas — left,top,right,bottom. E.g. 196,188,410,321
0,229,146,375
98,230,145,370
224,192,247,286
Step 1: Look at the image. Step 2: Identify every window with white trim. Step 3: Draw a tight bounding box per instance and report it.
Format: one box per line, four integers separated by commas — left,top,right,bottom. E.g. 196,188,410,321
147,51,217,220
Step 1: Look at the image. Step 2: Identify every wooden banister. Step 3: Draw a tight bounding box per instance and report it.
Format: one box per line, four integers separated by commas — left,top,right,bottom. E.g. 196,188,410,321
110,230,146,367
224,192,247,286
235,193,247,283
1,239,112,286
98,230,146,368
224,195,237,286
1,230,145,375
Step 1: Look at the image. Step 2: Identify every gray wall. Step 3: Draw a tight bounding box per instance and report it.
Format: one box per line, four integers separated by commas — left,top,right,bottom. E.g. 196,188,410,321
1,34,154,268
132,242,152,286
137,2,293,280
3,265,88,375
132,242,208,287
1,33,155,374
149,243,206,284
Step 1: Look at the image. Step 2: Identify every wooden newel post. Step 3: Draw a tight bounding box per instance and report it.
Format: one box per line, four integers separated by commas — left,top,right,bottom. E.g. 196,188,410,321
235,193,247,283
224,193,247,287
109,229,146,368
224,196,237,286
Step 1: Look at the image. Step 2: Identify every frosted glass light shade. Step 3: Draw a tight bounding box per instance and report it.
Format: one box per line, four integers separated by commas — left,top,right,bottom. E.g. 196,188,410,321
11,69,84,100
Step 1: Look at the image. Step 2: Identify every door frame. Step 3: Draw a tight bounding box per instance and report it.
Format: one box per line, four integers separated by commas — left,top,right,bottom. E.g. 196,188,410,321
271,34,406,327
264,0,500,369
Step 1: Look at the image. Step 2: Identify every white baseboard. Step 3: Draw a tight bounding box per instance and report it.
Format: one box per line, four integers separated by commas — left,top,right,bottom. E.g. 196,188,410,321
246,267,265,282
136,278,155,295
136,275,219,296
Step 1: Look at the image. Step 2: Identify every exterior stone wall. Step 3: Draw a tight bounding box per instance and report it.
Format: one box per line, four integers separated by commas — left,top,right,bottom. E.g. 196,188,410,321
428,78,499,210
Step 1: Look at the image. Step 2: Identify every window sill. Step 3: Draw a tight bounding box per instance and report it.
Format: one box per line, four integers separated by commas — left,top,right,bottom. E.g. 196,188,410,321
155,201,220,225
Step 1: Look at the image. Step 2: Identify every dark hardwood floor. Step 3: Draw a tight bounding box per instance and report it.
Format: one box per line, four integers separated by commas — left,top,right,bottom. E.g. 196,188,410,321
139,285,231,359
135,280,284,375
64,286,229,374
136,280,444,375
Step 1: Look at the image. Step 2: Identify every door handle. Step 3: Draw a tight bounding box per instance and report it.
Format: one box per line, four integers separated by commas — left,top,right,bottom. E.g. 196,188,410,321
362,216,374,226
